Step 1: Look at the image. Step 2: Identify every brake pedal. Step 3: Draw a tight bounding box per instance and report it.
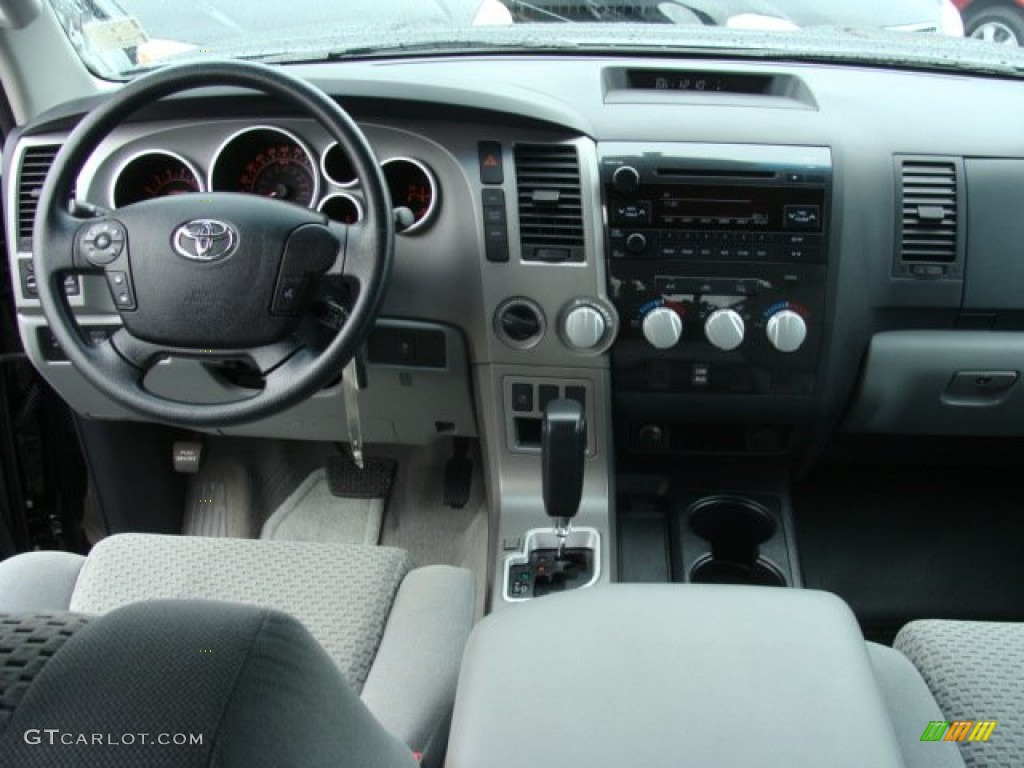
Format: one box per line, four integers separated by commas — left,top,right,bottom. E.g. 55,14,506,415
327,452,396,500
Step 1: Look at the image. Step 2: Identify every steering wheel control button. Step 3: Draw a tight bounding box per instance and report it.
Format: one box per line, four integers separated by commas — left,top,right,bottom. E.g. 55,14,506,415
105,271,136,310
79,221,127,266
272,276,307,316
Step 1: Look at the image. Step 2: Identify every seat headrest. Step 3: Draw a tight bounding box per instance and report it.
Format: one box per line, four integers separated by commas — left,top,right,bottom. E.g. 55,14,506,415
0,600,416,767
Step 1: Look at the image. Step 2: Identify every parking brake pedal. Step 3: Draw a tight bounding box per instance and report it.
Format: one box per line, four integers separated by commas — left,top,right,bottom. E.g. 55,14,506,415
443,438,473,509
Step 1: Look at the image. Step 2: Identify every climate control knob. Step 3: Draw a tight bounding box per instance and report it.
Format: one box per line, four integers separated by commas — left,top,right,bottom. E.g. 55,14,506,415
766,309,808,353
642,306,683,350
704,309,745,351
563,305,607,350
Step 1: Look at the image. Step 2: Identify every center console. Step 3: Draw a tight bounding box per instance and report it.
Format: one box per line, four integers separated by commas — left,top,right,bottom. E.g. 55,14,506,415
602,143,832,454
447,585,905,768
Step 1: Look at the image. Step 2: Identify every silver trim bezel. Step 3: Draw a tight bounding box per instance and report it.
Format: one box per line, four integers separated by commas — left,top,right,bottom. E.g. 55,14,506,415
317,192,364,224
108,149,205,209
380,156,439,235
493,297,546,350
319,141,359,188
208,124,321,208
502,526,602,603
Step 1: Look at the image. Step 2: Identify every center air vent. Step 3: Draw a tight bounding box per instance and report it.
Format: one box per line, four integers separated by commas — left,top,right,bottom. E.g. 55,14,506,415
515,144,585,263
897,157,960,276
17,144,61,249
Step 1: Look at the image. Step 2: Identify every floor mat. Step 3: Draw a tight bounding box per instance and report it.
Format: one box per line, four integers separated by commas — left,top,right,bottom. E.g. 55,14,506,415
794,464,1024,644
183,462,254,539
261,468,384,545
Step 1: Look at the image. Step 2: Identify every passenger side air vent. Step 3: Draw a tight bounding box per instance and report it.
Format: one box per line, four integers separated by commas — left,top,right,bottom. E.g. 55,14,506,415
514,144,585,263
17,144,60,249
897,157,961,277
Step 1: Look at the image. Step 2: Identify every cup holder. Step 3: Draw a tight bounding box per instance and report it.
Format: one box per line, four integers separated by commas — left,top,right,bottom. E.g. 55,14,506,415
686,496,786,587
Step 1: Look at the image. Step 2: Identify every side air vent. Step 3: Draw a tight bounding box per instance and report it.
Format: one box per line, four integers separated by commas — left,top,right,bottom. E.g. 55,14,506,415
897,158,960,276
17,144,60,249
515,144,585,263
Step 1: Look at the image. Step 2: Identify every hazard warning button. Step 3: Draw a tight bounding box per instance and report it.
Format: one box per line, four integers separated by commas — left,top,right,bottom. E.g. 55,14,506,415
478,141,504,185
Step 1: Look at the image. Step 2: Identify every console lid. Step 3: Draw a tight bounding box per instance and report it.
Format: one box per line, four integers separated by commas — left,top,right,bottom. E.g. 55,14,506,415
447,585,904,768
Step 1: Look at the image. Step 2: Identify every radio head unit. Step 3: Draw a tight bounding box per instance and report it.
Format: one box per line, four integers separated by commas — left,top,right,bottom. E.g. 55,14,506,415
603,144,831,264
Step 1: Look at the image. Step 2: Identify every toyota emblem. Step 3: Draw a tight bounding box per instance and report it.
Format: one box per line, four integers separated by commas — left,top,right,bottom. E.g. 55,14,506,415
172,219,238,262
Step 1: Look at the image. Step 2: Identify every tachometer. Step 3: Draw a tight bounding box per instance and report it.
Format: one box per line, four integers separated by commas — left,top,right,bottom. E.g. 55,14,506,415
112,151,202,207
210,126,320,208
381,157,438,234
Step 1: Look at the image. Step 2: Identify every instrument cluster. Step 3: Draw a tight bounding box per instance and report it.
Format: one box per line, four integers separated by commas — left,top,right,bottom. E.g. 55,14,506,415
108,124,439,233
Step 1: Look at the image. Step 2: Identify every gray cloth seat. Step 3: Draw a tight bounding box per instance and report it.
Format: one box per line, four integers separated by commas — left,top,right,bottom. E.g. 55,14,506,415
0,600,419,767
0,533,475,754
895,619,1024,768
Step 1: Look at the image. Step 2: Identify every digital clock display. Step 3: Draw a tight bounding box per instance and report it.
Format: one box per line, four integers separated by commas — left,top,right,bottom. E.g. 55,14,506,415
627,70,772,95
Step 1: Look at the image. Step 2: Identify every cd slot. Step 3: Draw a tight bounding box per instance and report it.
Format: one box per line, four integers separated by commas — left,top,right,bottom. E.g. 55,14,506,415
655,168,777,180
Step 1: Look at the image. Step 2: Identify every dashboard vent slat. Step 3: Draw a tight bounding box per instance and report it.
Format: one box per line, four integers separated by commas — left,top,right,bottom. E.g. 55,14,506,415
515,144,585,263
17,144,60,248
898,159,959,267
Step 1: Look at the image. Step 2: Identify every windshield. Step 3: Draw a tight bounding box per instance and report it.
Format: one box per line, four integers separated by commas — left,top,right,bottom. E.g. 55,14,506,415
48,0,1024,80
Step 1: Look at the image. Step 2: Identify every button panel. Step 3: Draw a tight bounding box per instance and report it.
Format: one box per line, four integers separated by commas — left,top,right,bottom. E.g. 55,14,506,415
481,188,509,263
77,221,127,267
366,326,448,369
610,229,824,264
18,259,80,298
504,377,595,456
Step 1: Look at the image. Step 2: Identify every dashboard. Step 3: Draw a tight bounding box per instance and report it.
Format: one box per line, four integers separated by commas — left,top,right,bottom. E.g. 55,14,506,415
6,54,1024,463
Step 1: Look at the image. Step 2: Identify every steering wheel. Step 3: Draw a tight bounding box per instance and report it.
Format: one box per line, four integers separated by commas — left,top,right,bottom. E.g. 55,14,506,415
33,60,393,427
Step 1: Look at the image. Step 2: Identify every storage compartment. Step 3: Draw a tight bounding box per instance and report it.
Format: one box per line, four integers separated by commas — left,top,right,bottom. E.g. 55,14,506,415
447,585,905,768
844,331,1024,435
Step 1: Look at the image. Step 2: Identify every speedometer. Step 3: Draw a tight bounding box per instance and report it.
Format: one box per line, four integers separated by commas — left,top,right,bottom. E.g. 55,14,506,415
210,126,320,208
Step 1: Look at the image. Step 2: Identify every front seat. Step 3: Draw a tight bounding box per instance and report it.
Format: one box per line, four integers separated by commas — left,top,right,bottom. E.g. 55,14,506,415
0,600,420,767
0,533,476,755
894,619,1024,768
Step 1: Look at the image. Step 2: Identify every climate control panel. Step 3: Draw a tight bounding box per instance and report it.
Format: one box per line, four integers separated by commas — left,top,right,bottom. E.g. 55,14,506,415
610,266,825,395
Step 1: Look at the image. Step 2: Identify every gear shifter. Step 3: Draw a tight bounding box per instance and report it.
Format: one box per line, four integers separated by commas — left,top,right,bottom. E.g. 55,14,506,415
542,398,586,557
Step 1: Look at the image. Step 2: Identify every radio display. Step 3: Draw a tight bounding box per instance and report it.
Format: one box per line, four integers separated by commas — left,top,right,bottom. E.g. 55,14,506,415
611,185,825,233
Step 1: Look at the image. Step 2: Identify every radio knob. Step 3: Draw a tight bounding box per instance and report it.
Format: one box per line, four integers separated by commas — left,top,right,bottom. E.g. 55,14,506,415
642,307,683,350
766,309,807,353
563,305,608,350
705,309,745,351
612,165,641,194
625,233,647,254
